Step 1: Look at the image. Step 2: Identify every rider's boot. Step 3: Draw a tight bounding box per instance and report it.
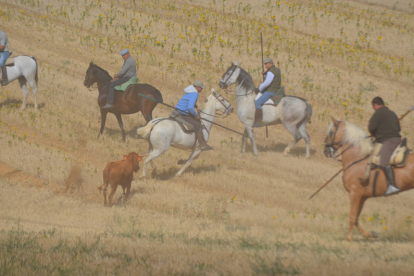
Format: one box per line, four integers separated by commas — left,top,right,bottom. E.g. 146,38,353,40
252,108,263,128
1,66,8,86
383,166,400,196
102,102,114,109
197,132,213,151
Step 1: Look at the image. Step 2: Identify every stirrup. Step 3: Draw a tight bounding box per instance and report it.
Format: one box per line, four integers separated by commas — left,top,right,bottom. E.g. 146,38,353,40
102,103,113,109
384,185,399,196
252,122,263,128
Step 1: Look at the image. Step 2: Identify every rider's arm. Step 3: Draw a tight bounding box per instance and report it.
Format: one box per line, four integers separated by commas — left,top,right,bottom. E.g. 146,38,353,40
187,94,199,117
368,113,379,137
116,58,133,78
258,71,274,92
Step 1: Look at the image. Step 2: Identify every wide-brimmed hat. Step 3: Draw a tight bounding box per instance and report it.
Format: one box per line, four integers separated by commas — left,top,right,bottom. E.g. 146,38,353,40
193,80,206,89
120,48,129,55
263,57,273,64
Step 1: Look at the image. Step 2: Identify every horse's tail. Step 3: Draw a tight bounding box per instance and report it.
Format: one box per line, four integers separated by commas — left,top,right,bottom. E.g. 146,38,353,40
305,100,313,124
137,121,157,140
151,86,163,103
31,56,39,89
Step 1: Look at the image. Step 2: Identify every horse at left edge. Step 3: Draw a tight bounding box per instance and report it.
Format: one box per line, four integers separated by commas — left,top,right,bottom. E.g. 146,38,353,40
1,55,39,110
83,62,163,141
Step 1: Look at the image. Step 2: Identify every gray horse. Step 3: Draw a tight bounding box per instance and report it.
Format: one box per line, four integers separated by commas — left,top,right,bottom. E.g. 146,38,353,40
219,61,312,157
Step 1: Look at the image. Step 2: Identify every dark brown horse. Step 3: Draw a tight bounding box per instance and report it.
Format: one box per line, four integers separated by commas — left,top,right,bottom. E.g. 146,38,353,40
83,62,163,141
324,117,414,241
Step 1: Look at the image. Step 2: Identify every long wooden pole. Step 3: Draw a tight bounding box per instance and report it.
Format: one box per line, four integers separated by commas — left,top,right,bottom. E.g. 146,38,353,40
261,33,268,138
308,168,343,200
309,105,414,200
398,105,414,122
138,94,247,137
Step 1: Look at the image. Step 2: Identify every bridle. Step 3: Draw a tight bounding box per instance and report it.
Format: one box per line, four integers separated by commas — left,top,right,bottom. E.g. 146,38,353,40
211,93,232,117
219,64,237,91
84,66,111,92
324,121,371,162
219,64,255,97
324,122,344,160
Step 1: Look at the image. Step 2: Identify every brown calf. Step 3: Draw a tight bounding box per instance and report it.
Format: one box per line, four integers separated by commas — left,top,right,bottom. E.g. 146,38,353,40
98,152,145,206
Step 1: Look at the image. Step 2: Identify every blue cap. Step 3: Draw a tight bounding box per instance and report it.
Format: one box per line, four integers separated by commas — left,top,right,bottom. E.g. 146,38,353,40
120,48,129,55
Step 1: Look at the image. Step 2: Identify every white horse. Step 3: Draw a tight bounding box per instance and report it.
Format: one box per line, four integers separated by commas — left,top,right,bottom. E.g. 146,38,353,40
219,61,312,157
1,56,39,110
137,89,234,177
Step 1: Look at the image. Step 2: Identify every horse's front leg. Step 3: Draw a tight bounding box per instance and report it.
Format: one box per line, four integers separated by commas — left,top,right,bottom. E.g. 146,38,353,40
176,149,201,176
99,109,108,138
240,128,248,154
346,194,374,241
115,113,126,142
245,126,258,156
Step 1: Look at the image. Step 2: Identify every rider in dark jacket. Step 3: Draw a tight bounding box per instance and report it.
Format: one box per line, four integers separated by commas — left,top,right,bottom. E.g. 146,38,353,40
368,96,401,195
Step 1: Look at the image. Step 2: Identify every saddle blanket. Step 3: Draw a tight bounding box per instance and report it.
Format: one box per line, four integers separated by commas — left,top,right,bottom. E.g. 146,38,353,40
255,93,274,105
114,77,139,91
255,86,285,106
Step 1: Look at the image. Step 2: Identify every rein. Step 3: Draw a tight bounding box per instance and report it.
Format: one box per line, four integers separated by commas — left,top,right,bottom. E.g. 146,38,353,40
325,121,372,167
343,154,371,172
220,65,256,97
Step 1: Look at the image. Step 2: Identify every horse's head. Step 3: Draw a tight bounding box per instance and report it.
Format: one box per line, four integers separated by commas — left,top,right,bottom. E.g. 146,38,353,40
219,61,240,89
83,62,97,88
205,89,234,117
324,117,346,158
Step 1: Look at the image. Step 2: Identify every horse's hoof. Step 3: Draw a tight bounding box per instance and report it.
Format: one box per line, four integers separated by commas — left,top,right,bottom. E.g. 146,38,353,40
177,159,186,165
370,231,378,238
283,151,290,156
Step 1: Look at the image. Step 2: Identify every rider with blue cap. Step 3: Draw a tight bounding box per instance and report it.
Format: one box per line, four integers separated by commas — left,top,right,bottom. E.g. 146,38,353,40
102,48,137,109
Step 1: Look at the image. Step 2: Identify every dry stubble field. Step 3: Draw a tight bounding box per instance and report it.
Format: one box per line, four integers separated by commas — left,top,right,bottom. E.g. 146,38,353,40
0,0,414,275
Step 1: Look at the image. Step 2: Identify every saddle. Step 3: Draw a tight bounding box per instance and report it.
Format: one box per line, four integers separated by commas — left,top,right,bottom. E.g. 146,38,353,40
371,138,410,168
257,86,286,106
169,110,196,133
114,77,139,91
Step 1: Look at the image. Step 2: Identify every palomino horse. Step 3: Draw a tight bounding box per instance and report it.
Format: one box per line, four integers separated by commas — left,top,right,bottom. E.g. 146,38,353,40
324,117,414,241
137,89,234,177
1,56,39,110
219,61,312,157
83,62,163,141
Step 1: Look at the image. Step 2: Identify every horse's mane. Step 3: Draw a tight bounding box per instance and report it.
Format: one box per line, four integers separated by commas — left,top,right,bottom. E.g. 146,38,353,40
236,67,256,92
91,63,113,81
329,120,373,155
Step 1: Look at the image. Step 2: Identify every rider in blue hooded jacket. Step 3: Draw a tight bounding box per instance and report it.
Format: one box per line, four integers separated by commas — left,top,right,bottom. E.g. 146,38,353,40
172,80,213,151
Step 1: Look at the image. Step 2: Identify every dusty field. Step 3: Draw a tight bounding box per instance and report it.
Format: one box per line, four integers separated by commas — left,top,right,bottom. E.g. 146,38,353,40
0,0,413,275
